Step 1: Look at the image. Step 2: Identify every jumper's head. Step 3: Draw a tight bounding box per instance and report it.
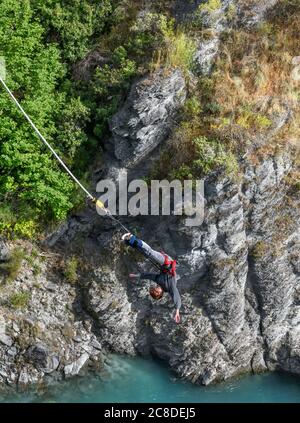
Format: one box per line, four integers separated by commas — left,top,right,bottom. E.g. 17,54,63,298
149,286,164,300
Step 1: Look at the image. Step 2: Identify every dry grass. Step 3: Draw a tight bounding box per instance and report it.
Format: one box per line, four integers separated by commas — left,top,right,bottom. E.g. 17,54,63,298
218,30,297,98
64,256,79,284
150,28,196,74
147,0,300,181
0,247,24,283
195,2,300,156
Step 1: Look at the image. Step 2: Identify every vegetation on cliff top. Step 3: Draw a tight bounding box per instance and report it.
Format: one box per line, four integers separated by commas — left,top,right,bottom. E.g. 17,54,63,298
150,0,300,181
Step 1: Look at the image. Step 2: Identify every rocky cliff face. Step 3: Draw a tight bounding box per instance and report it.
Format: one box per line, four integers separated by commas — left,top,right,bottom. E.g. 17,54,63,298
76,148,300,385
2,0,300,389
108,69,186,168
0,241,104,388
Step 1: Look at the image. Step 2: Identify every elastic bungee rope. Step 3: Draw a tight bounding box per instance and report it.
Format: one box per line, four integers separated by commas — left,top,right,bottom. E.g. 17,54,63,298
0,76,168,273
0,76,131,234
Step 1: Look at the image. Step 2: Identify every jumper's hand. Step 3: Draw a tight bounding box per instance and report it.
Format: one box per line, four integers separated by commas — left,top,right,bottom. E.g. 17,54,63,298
174,309,180,324
129,273,140,281
122,233,132,241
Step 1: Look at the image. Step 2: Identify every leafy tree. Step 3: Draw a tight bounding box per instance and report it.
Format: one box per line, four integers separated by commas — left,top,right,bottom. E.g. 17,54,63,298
0,0,86,231
89,46,137,139
31,0,113,62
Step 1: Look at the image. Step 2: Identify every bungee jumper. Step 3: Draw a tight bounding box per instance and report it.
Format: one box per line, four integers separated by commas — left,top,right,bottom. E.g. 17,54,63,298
122,233,181,324
0,76,183,323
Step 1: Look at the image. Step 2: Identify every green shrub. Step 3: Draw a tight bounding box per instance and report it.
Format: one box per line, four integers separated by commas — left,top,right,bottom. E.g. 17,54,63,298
170,165,194,181
8,291,31,309
151,28,196,74
55,97,90,165
30,249,39,259
165,32,196,72
13,220,37,240
236,109,272,130
251,241,269,259
226,3,237,20
0,205,14,238
24,254,35,266
0,247,25,282
31,0,113,62
0,0,91,224
130,12,174,51
64,257,79,284
150,124,239,182
32,263,42,277
0,207,40,240
182,96,202,118
199,0,222,13
255,114,272,129
89,48,137,139
170,136,238,180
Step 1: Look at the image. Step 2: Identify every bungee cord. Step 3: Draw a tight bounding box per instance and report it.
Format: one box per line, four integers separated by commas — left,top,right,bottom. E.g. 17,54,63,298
0,76,169,274
0,76,131,234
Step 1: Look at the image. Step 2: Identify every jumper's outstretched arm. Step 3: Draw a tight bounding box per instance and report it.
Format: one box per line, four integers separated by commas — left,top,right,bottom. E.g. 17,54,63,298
140,273,159,282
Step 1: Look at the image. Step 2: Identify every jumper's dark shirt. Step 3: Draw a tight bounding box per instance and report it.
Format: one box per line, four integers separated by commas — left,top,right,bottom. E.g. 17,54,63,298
126,237,182,310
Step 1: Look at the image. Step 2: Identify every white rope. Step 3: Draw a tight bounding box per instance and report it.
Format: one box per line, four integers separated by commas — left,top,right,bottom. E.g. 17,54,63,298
0,76,137,232
0,76,94,200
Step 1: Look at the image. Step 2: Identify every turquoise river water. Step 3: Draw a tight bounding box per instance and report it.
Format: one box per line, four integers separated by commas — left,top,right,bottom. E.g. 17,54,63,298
0,355,300,403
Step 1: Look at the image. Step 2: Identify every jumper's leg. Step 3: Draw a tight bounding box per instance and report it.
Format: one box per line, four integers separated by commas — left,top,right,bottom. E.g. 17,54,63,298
138,241,165,266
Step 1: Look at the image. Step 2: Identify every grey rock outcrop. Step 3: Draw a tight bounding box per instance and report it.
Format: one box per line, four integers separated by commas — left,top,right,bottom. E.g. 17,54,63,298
65,0,298,384
193,37,220,75
26,344,59,374
0,241,10,262
64,353,90,377
0,250,104,388
236,0,280,28
0,334,13,348
108,69,186,167
189,0,280,75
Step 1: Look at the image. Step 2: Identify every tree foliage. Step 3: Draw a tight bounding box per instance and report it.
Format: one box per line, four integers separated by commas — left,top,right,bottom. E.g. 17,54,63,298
31,0,113,62
0,1,74,224
0,0,115,235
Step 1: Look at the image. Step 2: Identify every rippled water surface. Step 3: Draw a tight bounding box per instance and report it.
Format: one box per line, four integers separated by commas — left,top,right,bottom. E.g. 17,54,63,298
1,355,300,403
